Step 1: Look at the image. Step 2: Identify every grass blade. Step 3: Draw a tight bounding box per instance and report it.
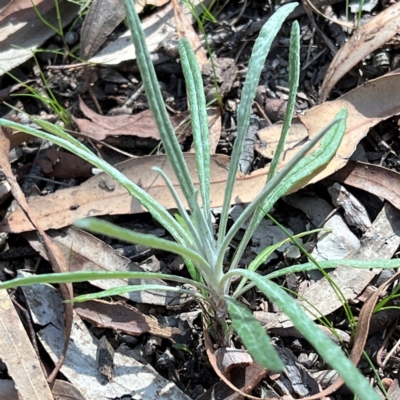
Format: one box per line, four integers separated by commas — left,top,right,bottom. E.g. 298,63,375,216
0,271,212,294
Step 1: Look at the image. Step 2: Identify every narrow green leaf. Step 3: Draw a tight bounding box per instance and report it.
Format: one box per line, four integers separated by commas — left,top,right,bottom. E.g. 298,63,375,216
33,118,88,151
268,20,300,180
223,109,347,274
233,228,324,297
226,297,284,371
178,38,211,218
189,190,217,267
232,258,400,298
152,166,201,251
267,259,400,279
124,0,196,211
70,284,204,302
0,271,212,293
74,218,213,276
0,119,187,243
236,270,380,400
173,213,204,284
218,2,298,245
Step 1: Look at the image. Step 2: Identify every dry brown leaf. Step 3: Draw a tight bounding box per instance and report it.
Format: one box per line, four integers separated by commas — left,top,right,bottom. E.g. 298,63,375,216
1,154,233,232
0,290,53,400
80,0,172,61
0,80,35,103
388,377,400,400
80,0,126,60
331,161,400,211
171,0,208,67
90,0,210,65
256,72,400,192
304,0,354,29
319,2,400,102
203,325,271,400
51,380,86,400
74,300,183,339
73,97,160,141
35,149,93,179
0,0,53,23
0,129,73,382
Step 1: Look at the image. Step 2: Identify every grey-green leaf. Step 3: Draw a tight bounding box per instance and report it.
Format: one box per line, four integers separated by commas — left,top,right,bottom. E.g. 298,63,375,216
237,270,380,400
124,0,196,211
178,38,211,216
218,2,299,244
226,297,284,371
74,218,212,277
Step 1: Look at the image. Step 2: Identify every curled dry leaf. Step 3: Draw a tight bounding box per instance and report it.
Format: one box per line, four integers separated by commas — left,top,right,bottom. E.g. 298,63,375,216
319,2,400,102
256,72,400,192
74,97,161,141
81,0,169,59
331,161,400,211
203,325,270,400
90,0,211,65
75,299,183,339
51,380,86,400
80,0,170,60
80,0,126,60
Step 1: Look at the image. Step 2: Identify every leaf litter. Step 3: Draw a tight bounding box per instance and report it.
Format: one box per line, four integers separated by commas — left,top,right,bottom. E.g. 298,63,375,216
2,0,400,398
